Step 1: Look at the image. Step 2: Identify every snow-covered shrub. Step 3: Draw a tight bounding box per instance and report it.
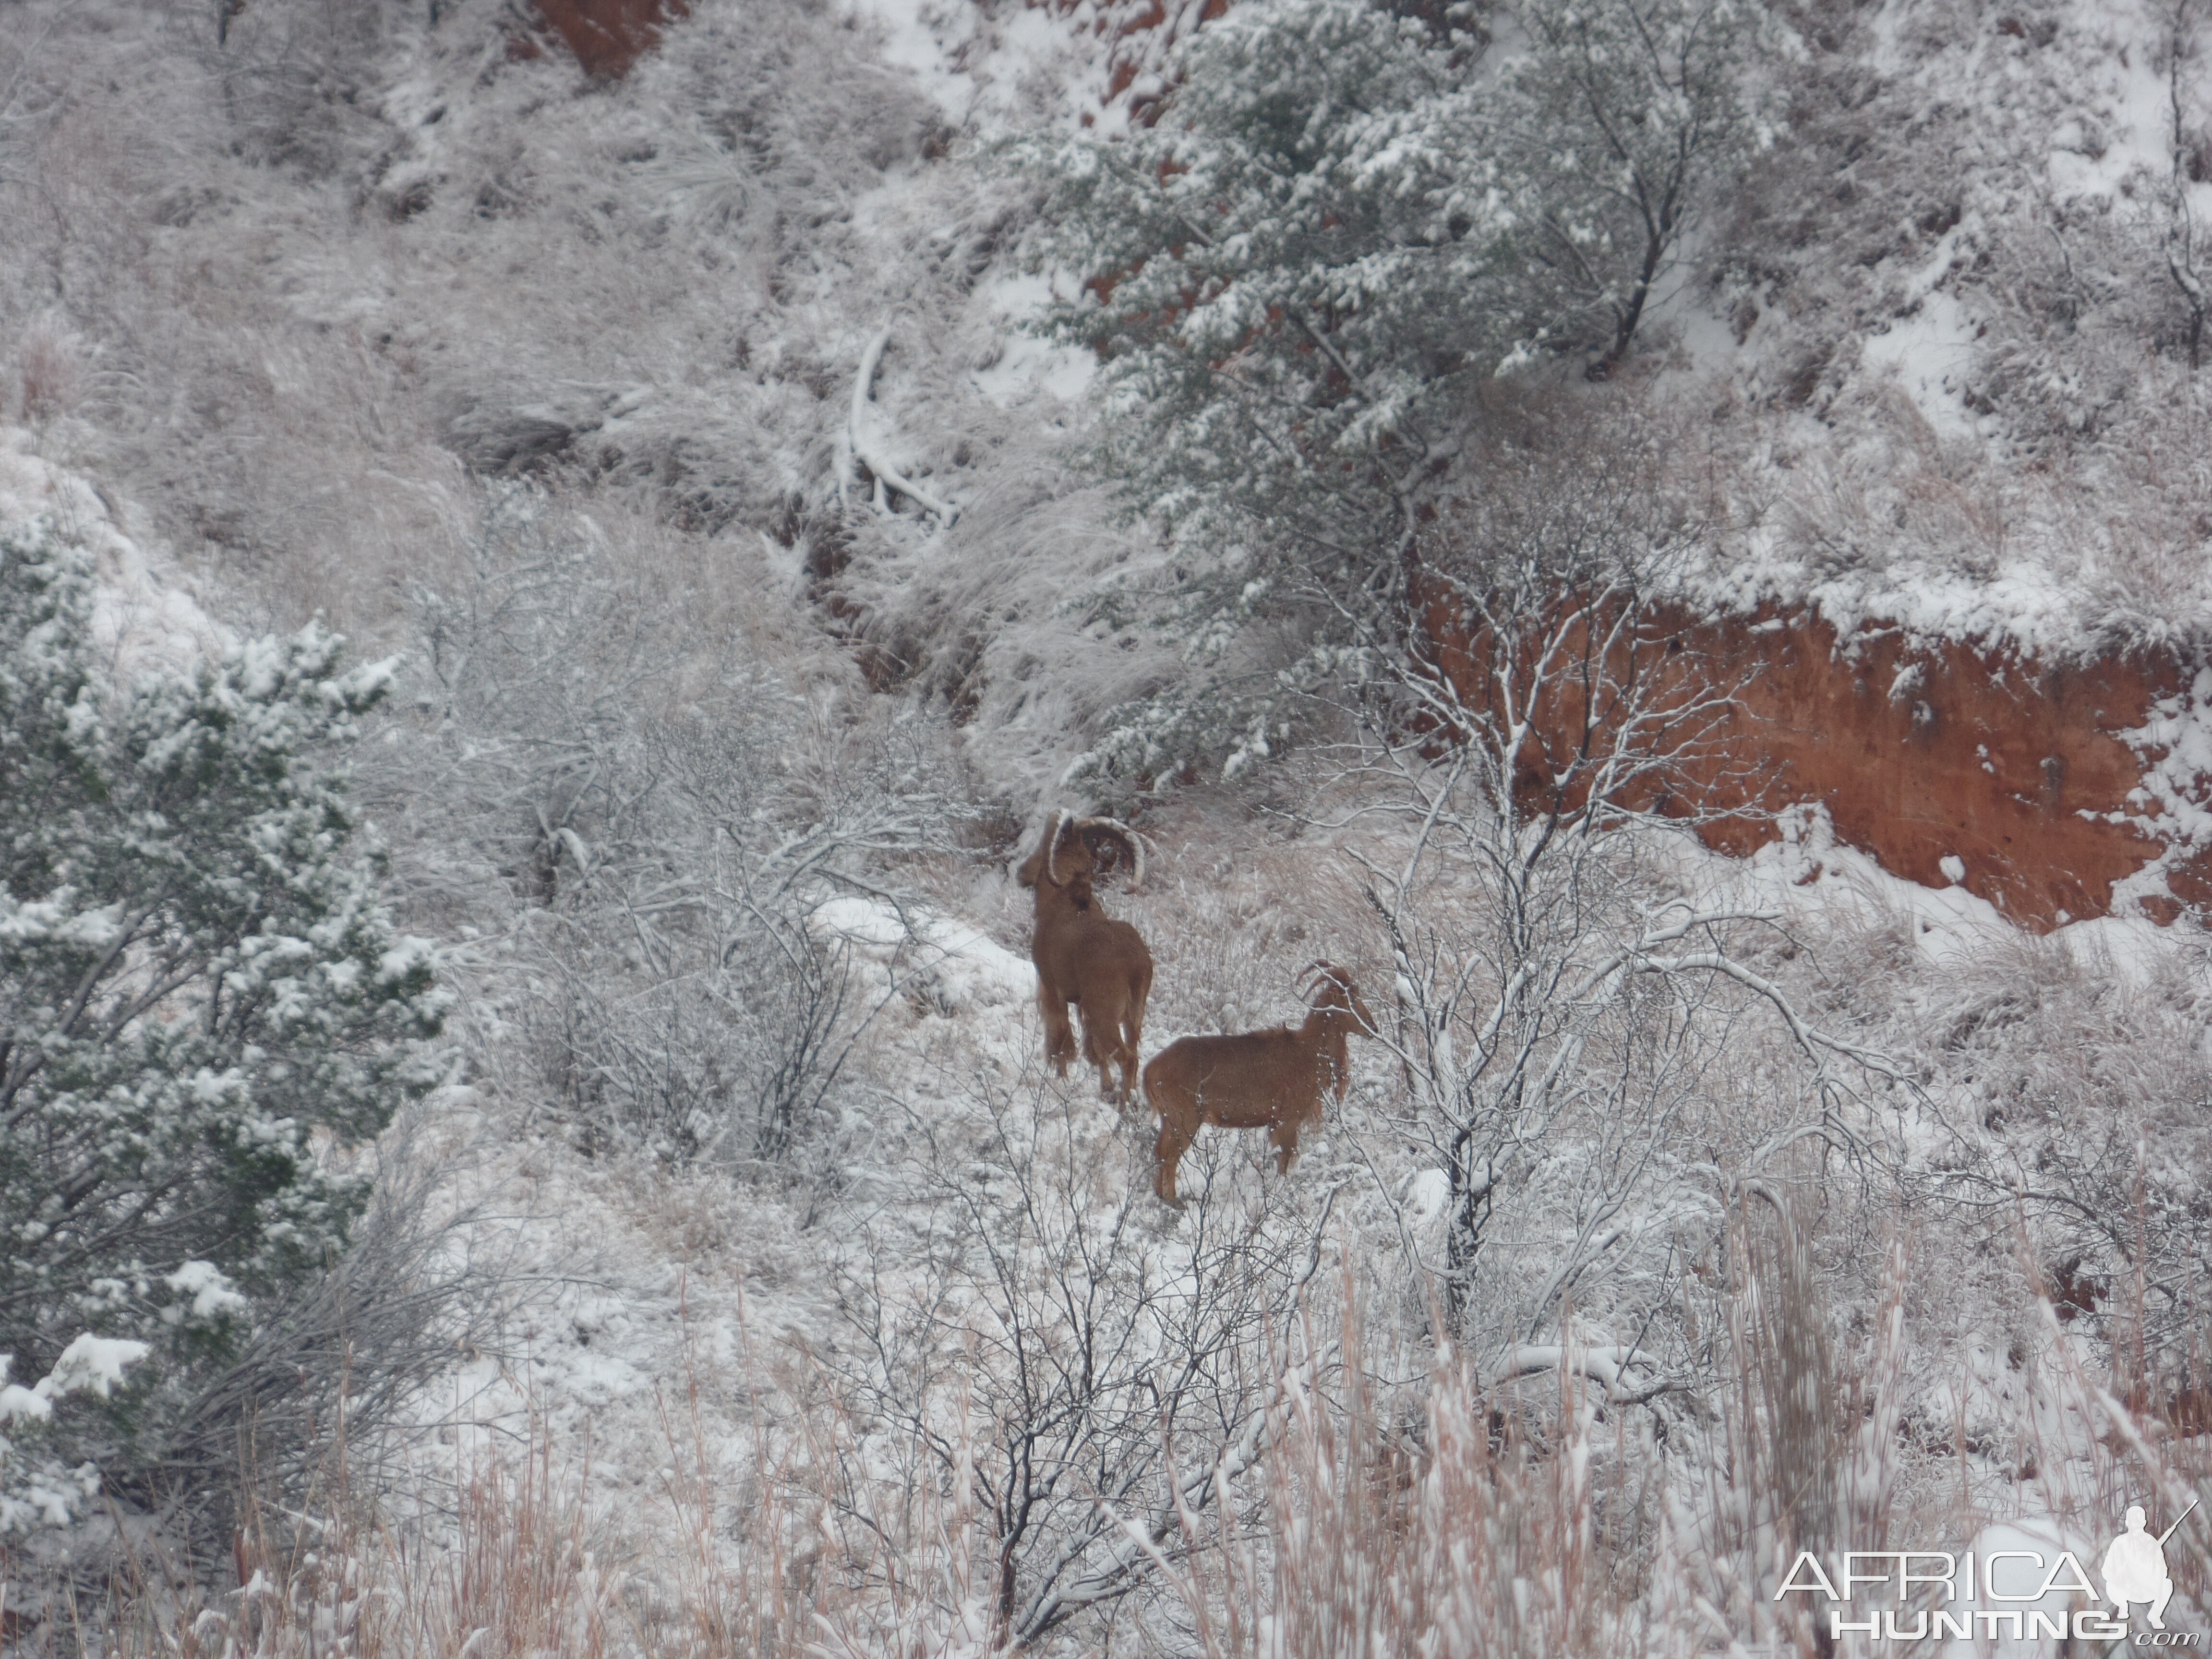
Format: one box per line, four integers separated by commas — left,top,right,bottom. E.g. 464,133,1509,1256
1273,433,1911,1399
1060,388,1682,797
512,692,973,1170
360,492,972,1173
0,520,444,1514
1886,930,2212,1398
1020,0,1508,563
1158,1304,1658,1659
821,1068,1341,1651
1718,0,2212,459
1494,0,1791,373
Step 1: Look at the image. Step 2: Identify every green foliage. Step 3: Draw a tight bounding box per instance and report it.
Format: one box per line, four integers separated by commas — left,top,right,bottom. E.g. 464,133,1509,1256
1019,0,1781,794
1021,0,1503,560
1,1333,149,1531
0,523,444,1518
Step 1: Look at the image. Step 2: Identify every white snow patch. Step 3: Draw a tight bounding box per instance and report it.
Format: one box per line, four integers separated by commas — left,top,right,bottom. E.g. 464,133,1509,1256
817,894,1035,1021
1683,800,2202,986
1936,1515,2102,1658
164,1261,250,1323
1859,289,1984,441
1402,1168,1451,1226
1722,804,2012,967
843,0,1122,136
971,272,1097,408
845,0,975,118
0,428,225,672
34,1334,152,1404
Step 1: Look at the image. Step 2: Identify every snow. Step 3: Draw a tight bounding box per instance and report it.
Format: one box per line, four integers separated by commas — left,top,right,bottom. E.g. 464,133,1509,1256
970,272,1097,409
1401,1167,1451,1225
1858,288,1984,441
1646,0,2212,664
163,1262,250,1323
2107,665,2212,914
845,0,986,119
2038,1,2192,204
1937,1517,2103,1658
24,1334,152,1407
843,0,1127,135
1682,800,2206,993
376,936,437,985
0,429,223,673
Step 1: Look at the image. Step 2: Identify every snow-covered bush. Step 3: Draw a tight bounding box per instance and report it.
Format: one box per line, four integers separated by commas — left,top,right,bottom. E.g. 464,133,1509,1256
821,1070,1341,1651
1718,0,2212,456
1021,0,1507,562
511,690,974,1170
360,493,972,1173
1495,0,1789,373
0,519,444,1510
1831,924,2212,1406
1335,443,1835,1352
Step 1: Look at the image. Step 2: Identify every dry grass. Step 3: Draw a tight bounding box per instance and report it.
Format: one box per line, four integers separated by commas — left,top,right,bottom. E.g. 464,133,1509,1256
1134,1276,1653,1659
78,1436,623,1659
83,1389,826,1659
39,1226,2212,1658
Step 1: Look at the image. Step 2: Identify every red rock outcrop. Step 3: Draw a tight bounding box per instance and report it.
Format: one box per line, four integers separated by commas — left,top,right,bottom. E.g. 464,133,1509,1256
1667,610,2206,927
521,0,686,79
487,0,2206,930
1430,597,2209,930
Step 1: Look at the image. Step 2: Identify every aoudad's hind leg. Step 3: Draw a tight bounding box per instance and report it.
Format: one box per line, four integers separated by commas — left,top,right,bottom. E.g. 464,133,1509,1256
1270,1118,1302,1177
1114,1013,1142,1106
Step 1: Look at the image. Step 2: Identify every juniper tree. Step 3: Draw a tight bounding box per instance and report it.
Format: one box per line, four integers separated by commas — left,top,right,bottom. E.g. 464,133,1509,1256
1023,0,1506,596
1495,0,1784,376
0,522,444,1522
1020,0,1782,793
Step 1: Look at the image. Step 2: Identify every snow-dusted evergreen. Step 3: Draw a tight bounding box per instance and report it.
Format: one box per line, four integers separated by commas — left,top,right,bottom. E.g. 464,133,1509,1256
0,521,442,1531
1019,0,1786,791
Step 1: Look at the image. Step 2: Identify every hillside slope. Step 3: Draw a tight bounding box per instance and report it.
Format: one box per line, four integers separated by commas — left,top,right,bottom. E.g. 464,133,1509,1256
2,0,2211,1653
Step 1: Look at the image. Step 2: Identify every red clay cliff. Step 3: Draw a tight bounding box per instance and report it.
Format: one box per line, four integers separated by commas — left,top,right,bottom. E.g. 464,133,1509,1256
1431,594,2207,930
1671,609,2201,928
522,0,686,78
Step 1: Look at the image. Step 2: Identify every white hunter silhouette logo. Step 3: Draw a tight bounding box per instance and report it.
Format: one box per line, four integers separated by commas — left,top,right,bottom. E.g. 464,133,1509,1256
2105,1499,2196,1630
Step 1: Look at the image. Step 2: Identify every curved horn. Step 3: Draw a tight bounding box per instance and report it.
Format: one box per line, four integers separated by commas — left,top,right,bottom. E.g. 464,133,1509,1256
1044,811,1071,887
1297,960,1349,1002
1070,816,1147,891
